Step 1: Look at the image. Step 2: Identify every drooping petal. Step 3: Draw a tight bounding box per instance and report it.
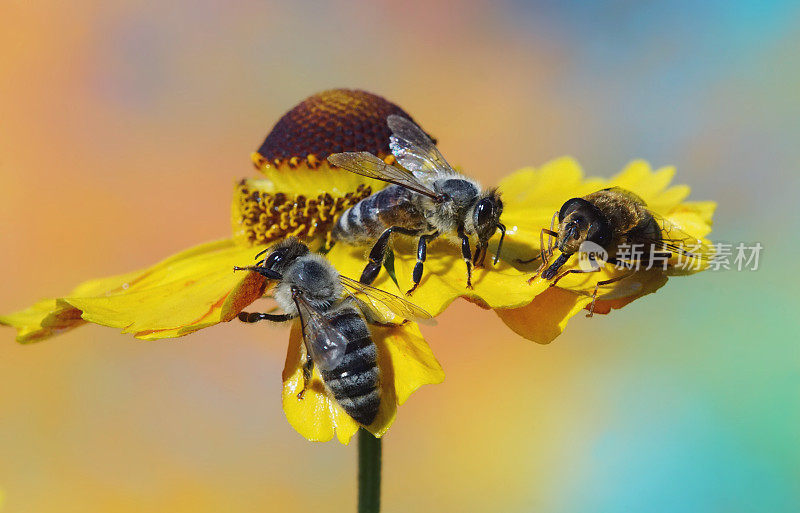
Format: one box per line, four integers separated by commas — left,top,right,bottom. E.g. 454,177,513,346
377,321,444,406
281,320,442,444
0,298,86,344
497,268,671,343
0,268,144,343
1,240,268,342
281,322,361,444
495,287,592,344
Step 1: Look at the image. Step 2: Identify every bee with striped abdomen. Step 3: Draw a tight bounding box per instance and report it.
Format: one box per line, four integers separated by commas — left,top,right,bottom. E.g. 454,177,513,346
234,238,432,426
529,187,714,316
327,115,506,294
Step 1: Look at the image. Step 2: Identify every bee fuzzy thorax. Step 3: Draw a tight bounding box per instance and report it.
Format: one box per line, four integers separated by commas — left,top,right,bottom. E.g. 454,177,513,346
273,253,343,315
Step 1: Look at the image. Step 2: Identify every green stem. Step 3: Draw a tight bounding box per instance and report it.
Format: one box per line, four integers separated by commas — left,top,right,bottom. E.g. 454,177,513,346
357,428,382,513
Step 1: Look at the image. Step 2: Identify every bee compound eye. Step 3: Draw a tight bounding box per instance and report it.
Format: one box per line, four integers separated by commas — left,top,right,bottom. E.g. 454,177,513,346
265,251,284,269
475,199,494,226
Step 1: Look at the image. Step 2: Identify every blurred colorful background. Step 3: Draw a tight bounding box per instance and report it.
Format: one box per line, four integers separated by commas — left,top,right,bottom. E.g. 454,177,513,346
1,1,797,512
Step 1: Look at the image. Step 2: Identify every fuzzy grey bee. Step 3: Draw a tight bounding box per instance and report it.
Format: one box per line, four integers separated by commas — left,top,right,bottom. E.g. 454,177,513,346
529,187,714,316
327,115,506,294
234,238,432,426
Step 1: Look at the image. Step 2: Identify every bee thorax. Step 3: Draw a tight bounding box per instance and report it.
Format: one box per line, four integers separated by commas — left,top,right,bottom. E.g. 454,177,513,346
274,255,342,314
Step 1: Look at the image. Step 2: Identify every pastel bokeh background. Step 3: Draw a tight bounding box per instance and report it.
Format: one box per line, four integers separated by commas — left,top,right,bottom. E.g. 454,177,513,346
1,1,797,512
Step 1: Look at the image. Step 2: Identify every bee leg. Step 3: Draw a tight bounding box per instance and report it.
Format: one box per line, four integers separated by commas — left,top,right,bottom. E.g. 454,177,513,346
586,272,633,318
457,227,474,289
526,228,558,284
297,353,314,400
360,226,418,285
407,232,439,295
237,312,293,323
517,255,541,264
550,266,601,287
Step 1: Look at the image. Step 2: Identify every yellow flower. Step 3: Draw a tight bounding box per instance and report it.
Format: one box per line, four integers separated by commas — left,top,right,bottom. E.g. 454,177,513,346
494,157,716,344
0,89,444,444
1,88,714,440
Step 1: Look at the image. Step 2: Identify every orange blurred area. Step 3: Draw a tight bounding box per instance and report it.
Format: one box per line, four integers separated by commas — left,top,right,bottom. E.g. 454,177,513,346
1,1,798,512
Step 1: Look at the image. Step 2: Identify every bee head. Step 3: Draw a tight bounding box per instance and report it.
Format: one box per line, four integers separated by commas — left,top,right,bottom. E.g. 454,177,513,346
557,198,612,255
253,237,310,279
471,189,505,266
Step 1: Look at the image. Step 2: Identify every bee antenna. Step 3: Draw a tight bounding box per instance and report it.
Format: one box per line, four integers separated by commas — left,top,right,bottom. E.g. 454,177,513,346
493,222,506,265
233,265,282,280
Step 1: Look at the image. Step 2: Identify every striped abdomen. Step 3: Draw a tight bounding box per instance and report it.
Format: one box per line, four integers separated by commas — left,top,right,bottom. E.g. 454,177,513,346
319,308,381,425
333,185,427,243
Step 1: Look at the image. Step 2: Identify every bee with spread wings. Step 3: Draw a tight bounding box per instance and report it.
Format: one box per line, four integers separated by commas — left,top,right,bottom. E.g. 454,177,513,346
527,187,714,316
233,238,432,426
328,114,506,294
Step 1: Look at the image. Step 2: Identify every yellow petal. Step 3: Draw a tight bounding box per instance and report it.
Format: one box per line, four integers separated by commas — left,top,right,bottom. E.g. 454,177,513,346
0,267,144,343
2,239,268,342
281,322,361,444
499,157,604,263
495,287,592,344
67,240,266,339
281,320,441,443
666,201,717,238
375,322,443,406
0,298,85,344
590,270,669,315
499,157,606,220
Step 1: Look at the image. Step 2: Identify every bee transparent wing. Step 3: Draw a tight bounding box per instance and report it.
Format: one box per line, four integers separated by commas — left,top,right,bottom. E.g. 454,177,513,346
294,293,349,371
387,114,454,177
599,187,713,263
339,275,434,324
327,151,441,200
630,210,715,262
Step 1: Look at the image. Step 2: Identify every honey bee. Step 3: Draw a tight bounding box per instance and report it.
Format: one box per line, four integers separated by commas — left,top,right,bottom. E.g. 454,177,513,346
530,187,714,315
234,238,432,426
327,115,506,294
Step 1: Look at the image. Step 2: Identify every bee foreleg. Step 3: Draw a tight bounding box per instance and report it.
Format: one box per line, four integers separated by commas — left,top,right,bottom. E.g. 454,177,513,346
522,228,556,284
406,232,439,295
237,311,293,323
458,227,474,289
297,353,314,400
360,226,419,285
